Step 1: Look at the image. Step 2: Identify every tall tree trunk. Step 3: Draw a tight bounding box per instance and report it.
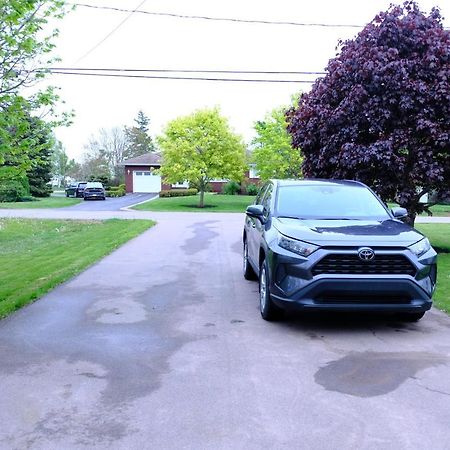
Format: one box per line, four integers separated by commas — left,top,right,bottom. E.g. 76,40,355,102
199,188,205,208
198,178,206,208
405,212,416,227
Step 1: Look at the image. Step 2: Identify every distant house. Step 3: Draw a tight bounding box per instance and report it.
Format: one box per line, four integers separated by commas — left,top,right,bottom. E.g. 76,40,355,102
121,152,260,194
121,152,166,194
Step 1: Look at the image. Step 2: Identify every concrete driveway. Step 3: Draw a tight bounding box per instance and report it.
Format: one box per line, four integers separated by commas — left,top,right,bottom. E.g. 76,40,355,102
62,193,157,211
0,212,449,449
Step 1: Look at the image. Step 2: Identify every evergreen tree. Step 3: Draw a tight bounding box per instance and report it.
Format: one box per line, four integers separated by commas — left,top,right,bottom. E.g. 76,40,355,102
26,117,54,197
124,111,155,158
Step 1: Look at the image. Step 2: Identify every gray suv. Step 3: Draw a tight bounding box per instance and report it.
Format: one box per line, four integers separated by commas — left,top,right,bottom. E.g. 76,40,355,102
243,180,437,322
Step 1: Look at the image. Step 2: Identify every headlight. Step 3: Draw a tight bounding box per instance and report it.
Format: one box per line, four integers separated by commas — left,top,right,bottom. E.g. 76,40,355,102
409,238,431,257
278,235,318,257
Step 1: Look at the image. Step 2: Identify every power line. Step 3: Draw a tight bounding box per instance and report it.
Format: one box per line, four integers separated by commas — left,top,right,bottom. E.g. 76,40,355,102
74,0,147,63
48,67,327,75
71,3,364,28
47,70,318,83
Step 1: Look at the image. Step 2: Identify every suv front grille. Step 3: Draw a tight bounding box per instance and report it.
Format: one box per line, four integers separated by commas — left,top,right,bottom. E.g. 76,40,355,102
312,254,416,276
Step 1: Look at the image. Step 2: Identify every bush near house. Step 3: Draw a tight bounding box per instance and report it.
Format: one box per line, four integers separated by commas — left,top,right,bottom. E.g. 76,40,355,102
106,184,126,197
246,184,259,196
222,181,240,195
159,188,198,198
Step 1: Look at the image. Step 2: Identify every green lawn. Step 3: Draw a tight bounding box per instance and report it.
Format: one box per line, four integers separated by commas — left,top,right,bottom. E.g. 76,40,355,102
416,224,450,314
0,196,81,209
0,218,154,318
425,204,450,216
388,203,450,217
133,193,256,212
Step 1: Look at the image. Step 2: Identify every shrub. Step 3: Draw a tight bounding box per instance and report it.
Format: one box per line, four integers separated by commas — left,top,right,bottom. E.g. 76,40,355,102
159,188,198,198
0,181,27,202
246,183,259,196
106,186,126,197
222,181,240,195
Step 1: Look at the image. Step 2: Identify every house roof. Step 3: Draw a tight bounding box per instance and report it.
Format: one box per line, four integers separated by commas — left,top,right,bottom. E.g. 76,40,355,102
121,152,162,166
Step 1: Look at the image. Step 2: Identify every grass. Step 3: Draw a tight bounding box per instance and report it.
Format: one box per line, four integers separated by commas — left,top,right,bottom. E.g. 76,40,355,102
133,193,256,212
0,196,81,209
388,202,450,217
0,218,154,318
416,223,450,314
425,204,450,216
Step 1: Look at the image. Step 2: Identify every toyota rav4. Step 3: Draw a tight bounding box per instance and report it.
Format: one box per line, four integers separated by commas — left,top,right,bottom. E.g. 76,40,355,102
243,180,437,322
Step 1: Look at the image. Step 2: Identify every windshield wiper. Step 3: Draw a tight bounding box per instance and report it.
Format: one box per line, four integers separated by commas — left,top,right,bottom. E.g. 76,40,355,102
315,217,356,220
277,215,305,220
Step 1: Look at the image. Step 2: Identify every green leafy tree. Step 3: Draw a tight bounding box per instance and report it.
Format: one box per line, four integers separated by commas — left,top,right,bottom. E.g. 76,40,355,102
252,103,302,181
158,108,246,207
0,0,69,188
52,141,78,186
124,111,155,158
2,112,55,199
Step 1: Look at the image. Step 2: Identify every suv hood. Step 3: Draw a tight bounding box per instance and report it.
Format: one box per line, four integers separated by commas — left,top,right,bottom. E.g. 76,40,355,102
273,218,424,247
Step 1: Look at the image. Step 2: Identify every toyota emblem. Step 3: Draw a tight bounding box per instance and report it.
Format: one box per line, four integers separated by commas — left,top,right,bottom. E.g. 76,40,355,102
358,247,375,261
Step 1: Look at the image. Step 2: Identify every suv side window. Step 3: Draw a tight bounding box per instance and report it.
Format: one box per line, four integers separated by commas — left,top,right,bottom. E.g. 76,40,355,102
255,184,269,205
261,183,273,219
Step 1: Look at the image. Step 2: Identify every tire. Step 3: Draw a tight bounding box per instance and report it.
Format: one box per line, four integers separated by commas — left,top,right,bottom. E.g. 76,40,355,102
397,312,426,322
259,259,284,321
243,239,257,280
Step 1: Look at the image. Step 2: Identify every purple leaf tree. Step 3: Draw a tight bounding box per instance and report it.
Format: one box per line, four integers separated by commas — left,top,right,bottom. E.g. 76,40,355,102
287,1,450,225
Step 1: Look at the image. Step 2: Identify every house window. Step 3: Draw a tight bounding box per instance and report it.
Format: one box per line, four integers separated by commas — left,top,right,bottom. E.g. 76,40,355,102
172,181,189,188
249,164,259,179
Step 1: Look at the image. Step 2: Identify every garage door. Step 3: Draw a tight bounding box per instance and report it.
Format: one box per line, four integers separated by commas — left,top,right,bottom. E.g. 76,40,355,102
133,171,161,193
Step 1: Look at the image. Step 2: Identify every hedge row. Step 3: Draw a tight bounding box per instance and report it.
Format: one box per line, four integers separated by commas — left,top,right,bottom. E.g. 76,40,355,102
159,188,198,198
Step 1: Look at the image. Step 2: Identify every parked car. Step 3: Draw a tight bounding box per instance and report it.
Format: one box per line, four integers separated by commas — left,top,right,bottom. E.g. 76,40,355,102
83,182,106,200
243,179,437,322
65,181,87,198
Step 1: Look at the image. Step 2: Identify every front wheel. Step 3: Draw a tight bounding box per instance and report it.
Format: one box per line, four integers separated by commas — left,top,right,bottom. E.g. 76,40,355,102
243,239,257,280
259,259,284,321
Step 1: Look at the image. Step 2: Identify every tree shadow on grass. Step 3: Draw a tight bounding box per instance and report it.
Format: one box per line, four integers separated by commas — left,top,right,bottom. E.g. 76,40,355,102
184,204,218,209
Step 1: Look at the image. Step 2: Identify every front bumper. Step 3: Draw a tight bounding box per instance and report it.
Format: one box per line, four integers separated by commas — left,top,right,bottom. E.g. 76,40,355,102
271,278,433,312
268,245,436,313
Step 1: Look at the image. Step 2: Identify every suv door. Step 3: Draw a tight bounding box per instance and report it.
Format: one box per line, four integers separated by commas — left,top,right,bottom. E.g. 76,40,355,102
246,183,272,272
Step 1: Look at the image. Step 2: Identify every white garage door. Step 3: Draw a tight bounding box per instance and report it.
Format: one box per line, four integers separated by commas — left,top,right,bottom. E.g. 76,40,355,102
133,171,161,193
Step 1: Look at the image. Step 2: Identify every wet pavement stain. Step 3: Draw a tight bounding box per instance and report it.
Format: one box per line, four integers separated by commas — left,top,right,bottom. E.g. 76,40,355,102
182,221,219,255
315,351,448,397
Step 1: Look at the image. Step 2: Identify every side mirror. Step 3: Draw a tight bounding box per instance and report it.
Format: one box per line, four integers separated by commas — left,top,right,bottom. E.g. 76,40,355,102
246,204,265,221
392,207,408,220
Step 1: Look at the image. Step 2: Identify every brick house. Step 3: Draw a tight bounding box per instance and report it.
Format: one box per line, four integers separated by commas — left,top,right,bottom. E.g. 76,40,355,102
121,152,260,194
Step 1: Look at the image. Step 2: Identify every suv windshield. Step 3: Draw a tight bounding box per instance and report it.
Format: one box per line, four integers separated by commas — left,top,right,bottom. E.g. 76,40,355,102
276,184,390,220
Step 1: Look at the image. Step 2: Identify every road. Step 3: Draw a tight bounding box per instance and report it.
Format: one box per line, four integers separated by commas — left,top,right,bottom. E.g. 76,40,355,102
62,193,157,211
0,212,449,449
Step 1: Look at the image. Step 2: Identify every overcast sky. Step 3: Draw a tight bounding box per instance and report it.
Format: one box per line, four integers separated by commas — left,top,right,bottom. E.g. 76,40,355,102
40,0,450,161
